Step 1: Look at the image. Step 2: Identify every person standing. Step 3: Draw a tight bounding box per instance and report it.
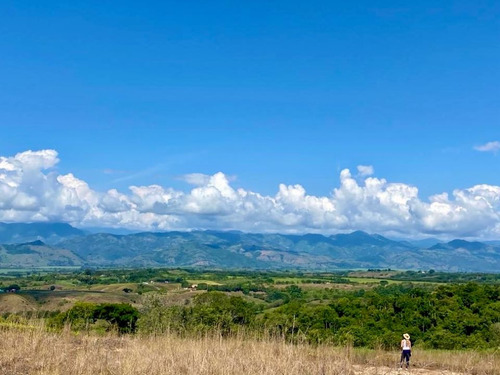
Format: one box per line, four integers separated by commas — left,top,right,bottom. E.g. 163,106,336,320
400,333,412,370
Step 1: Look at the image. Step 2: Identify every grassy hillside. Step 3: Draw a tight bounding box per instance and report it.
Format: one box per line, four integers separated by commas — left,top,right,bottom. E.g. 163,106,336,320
0,294,37,314
2,268,498,351
0,325,497,375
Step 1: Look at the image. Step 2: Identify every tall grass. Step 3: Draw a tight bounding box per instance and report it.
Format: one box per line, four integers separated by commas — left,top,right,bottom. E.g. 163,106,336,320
0,323,498,375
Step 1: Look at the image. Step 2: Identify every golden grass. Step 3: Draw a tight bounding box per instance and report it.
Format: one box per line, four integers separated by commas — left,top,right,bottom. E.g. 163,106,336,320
0,325,498,375
0,294,38,314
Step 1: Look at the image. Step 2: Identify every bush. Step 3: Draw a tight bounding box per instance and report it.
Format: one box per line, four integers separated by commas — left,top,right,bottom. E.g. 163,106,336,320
49,302,139,333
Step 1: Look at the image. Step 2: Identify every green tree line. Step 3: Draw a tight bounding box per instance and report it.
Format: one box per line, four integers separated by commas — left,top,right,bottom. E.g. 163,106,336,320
137,283,500,350
45,282,499,350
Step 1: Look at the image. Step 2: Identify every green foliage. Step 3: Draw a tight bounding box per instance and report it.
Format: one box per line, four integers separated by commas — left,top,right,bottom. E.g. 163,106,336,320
94,303,139,333
49,302,139,333
255,282,500,349
136,281,499,350
138,292,257,336
390,271,500,283
137,294,186,335
6,267,500,350
285,285,304,300
491,322,500,346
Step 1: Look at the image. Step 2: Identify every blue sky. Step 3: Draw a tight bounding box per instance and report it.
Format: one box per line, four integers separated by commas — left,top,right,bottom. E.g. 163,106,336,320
0,1,499,237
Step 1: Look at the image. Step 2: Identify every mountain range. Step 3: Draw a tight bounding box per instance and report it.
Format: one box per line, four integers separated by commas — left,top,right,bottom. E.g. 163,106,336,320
0,223,499,272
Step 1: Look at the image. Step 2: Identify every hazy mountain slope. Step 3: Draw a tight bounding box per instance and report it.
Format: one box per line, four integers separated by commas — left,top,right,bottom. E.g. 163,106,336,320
0,223,499,271
0,241,83,267
56,231,500,272
0,222,85,244
425,239,500,271
59,232,270,268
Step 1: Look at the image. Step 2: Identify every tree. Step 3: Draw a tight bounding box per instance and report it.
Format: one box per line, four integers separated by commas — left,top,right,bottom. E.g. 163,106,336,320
285,285,303,300
188,292,257,335
138,294,186,335
94,303,139,333
65,302,97,330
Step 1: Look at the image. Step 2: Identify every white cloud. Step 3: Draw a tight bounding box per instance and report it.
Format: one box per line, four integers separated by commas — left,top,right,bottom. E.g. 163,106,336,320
474,141,500,153
357,165,374,176
179,173,211,186
2,149,500,238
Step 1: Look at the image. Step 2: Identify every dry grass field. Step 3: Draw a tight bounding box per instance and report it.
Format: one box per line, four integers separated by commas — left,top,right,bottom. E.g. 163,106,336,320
0,324,498,375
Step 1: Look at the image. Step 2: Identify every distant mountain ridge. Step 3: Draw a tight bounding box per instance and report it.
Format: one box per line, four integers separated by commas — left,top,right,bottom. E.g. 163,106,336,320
429,239,488,251
0,223,499,272
0,222,86,244
0,240,83,267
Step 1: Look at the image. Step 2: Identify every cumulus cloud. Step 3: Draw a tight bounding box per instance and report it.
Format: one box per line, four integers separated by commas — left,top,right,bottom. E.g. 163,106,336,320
179,173,211,186
357,165,374,177
474,141,500,153
2,149,500,238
